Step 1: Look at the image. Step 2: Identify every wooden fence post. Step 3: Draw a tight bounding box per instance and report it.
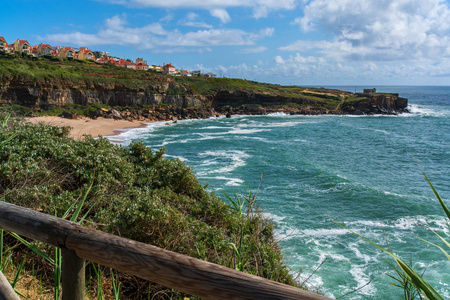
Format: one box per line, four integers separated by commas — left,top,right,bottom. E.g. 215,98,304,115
0,201,333,300
62,248,85,300
0,270,20,300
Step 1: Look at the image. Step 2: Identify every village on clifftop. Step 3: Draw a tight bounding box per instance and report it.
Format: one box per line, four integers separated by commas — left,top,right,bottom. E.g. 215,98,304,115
0,36,217,78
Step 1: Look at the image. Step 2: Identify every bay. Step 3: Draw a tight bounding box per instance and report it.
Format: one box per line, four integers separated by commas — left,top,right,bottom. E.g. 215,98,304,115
110,86,450,299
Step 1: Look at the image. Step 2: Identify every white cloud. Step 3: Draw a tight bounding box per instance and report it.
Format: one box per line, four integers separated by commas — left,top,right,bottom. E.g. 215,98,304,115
153,46,450,85
285,0,450,62
240,46,268,53
210,8,231,23
99,0,297,18
205,53,450,85
178,12,213,28
38,14,273,51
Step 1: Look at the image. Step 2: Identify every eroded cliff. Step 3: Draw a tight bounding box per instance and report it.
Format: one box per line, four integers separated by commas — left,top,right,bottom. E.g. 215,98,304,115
0,57,408,118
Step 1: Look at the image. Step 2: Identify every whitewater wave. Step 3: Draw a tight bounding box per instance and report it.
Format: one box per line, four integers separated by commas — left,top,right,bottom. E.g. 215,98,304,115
199,175,244,186
197,150,250,175
267,112,289,116
345,215,448,232
228,128,269,134
106,120,168,143
407,104,449,117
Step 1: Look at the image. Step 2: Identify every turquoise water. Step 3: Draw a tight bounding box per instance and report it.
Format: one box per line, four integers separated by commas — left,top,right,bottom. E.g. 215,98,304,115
111,86,450,299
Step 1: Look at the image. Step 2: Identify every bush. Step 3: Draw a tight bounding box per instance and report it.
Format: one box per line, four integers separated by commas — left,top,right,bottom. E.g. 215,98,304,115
0,117,297,298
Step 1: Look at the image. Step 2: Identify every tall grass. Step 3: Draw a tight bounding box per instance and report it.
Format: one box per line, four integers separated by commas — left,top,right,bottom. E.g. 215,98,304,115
0,113,24,297
6,178,94,299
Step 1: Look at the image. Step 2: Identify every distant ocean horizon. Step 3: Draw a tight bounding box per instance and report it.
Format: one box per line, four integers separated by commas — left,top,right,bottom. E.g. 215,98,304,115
110,86,450,299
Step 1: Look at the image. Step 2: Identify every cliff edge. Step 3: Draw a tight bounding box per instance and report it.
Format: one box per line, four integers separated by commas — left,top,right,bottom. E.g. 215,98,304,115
0,56,408,119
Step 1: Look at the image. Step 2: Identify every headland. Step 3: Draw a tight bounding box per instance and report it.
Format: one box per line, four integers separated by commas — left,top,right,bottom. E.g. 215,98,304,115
1,54,409,129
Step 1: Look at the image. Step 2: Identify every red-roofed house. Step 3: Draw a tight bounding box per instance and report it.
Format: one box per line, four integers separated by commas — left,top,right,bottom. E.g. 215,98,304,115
126,61,136,70
77,49,96,60
6,44,14,53
37,44,53,56
14,39,31,54
0,37,7,52
149,65,163,72
115,59,127,68
115,59,135,69
136,62,149,71
96,57,112,64
163,63,176,74
59,47,76,59
31,45,38,56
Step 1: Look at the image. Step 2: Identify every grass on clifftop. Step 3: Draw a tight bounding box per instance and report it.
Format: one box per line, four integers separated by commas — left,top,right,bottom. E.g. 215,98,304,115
0,113,298,299
0,53,348,107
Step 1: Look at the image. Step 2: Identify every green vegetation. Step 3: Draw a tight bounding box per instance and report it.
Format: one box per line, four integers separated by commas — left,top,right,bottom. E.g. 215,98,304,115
3,103,118,118
0,52,168,90
174,76,343,107
334,175,449,300
0,114,297,298
0,54,349,111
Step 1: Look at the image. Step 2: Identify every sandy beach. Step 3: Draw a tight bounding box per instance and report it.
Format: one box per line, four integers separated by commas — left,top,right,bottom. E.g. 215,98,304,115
25,116,148,140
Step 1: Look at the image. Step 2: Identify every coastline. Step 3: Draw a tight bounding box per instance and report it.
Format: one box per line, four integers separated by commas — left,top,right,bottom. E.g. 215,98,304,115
25,116,148,141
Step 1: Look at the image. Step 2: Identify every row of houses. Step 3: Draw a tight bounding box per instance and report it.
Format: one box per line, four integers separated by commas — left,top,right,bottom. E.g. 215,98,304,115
0,37,99,60
0,36,216,77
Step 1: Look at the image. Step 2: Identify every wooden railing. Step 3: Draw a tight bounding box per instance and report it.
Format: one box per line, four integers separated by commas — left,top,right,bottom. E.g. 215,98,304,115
0,201,332,300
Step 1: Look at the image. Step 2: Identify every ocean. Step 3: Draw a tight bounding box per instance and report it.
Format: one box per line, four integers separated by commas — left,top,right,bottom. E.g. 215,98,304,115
109,86,450,299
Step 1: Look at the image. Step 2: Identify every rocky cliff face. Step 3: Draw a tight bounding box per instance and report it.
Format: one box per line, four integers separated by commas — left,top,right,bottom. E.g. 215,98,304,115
0,77,210,110
0,77,408,117
340,94,408,115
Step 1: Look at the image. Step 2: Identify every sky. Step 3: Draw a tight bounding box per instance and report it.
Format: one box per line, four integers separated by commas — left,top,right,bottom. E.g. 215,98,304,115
2,0,450,86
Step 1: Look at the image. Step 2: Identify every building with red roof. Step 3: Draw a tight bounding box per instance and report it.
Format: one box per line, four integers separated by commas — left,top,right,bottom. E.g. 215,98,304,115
14,39,31,54
77,49,95,60
0,37,7,52
58,47,76,59
37,44,53,56
136,62,149,71
30,45,38,55
163,63,176,74
7,44,14,52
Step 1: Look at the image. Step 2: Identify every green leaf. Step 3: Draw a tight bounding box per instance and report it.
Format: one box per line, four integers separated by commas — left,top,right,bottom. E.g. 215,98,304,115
416,237,450,262
8,232,54,265
423,172,450,221
71,176,94,223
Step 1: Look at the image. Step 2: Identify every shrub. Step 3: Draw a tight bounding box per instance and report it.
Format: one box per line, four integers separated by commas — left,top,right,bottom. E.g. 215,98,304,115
0,117,297,298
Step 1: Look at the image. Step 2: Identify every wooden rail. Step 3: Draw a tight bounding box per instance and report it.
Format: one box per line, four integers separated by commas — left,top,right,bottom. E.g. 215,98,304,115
0,270,20,300
0,201,332,300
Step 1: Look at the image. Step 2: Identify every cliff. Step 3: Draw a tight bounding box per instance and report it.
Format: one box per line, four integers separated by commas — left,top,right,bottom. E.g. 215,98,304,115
340,94,409,115
0,56,408,118
0,77,209,109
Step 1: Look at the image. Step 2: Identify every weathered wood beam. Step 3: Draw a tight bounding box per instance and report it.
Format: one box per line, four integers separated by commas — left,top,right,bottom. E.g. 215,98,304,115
0,201,332,300
0,202,75,247
62,248,85,300
0,270,20,300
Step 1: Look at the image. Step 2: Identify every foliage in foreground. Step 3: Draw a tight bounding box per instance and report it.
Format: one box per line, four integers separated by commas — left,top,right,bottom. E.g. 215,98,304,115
334,175,449,300
0,114,296,298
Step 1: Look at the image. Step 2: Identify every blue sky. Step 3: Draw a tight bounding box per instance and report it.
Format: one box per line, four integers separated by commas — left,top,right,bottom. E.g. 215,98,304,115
2,0,450,86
